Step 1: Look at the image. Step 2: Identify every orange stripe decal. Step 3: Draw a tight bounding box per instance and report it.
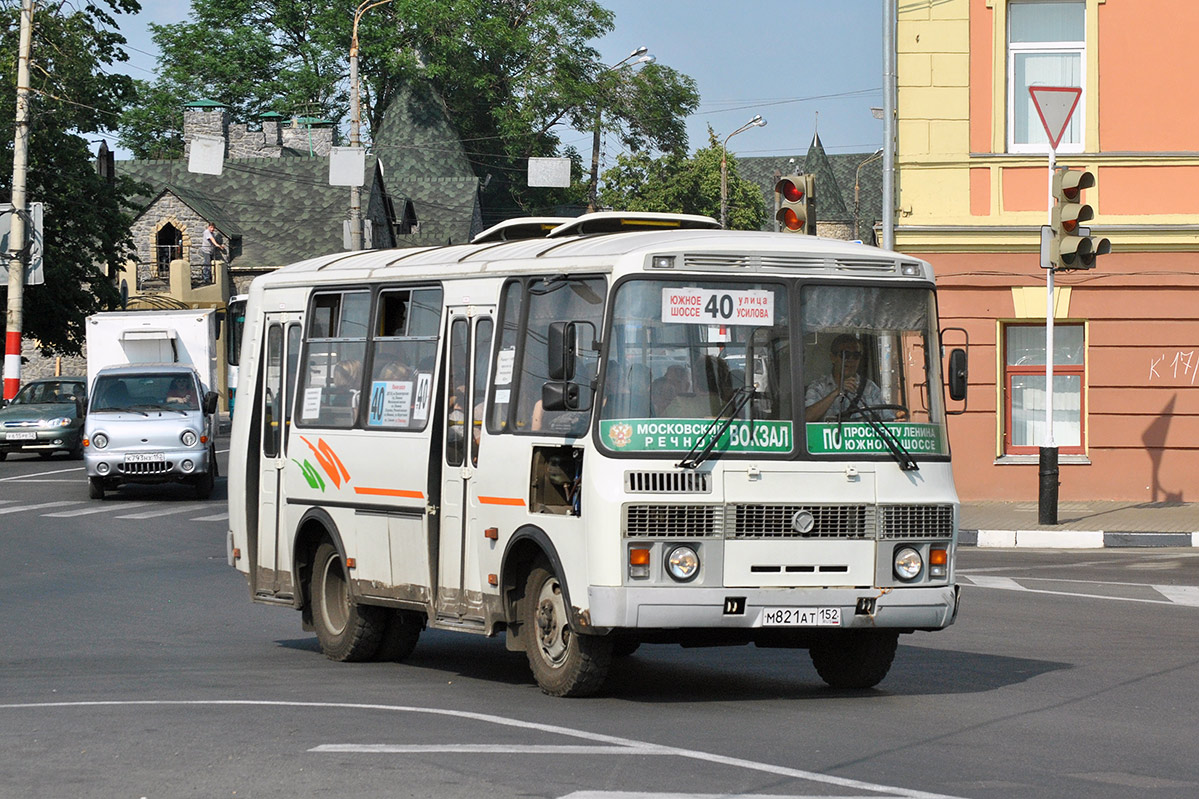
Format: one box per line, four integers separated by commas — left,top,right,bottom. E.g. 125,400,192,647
354,487,425,499
478,496,526,507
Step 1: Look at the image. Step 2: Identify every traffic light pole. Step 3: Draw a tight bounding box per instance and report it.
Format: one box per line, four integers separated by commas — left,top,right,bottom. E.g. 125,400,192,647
4,0,33,402
1040,148,1059,525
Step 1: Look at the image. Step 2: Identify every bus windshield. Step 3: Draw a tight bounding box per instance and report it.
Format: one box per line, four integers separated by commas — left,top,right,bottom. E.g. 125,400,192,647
597,278,949,460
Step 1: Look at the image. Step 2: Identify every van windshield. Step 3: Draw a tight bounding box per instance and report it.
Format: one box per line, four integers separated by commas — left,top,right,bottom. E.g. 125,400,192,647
92,374,200,412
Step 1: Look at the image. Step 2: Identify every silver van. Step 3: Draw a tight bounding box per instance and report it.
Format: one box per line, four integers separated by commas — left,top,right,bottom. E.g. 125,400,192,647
84,364,219,500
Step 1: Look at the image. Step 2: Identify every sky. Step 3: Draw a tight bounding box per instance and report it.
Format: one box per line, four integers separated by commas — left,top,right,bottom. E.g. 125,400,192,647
108,0,886,162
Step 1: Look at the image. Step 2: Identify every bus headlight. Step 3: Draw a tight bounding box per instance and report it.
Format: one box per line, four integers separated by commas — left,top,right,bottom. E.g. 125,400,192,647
666,545,700,582
893,547,923,581
181,430,198,447
91,433,108,449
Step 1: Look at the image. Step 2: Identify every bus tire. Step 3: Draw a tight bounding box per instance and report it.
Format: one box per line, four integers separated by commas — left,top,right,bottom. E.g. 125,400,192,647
375,610,422,662
809,630,899,690
521,564,612,697
311,541,384,662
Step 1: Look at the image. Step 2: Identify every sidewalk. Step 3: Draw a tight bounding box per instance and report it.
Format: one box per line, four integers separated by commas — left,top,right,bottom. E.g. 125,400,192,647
960,500,1199,548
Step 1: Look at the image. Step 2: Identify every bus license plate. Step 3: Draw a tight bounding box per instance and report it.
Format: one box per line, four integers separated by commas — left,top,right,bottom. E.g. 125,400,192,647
6,431,37,441
125,452,166,464
761,607,841,627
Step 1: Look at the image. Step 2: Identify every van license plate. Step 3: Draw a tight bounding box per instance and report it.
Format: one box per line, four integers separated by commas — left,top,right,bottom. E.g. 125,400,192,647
126,452,166,464
7,431,36,441
761,607,841,627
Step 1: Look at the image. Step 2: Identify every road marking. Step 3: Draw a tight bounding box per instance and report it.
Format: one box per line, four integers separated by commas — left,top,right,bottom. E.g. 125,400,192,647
45,502,153,518
0,466,84,482
115,505,209,520
960,575,1199,608
313,744,671,755
0,700,963,799
0,500,82,515
191,512,228,521
561,794,906,799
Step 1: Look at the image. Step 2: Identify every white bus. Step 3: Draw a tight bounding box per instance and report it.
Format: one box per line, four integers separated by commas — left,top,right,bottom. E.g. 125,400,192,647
227,212,968,697
224,294,248,413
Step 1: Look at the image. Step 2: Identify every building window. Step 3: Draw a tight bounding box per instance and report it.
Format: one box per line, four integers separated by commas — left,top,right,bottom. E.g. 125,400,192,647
1003,323,1085,455
1008,1,1085,153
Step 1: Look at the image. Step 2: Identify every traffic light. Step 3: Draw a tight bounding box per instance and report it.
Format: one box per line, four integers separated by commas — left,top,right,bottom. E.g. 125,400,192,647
1050,168,1110,270
775,174,815,234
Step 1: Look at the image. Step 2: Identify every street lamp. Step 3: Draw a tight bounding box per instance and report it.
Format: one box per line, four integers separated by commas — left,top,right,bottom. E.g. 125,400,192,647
720,114,766,229
587,47,653,213
348,0,393,250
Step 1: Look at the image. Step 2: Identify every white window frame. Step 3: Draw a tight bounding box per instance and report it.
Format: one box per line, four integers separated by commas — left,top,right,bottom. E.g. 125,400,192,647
1007,1,1086,154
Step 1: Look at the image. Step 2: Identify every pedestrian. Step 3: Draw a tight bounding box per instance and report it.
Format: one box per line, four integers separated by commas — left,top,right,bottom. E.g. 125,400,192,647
200,221,226,283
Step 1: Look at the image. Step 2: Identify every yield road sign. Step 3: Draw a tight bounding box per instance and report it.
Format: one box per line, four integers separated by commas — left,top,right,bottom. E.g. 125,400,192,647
1029,86,1082,149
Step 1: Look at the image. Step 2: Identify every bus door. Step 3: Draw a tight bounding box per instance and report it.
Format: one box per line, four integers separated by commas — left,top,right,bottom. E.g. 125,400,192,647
436,309,494,622
256,315,302,598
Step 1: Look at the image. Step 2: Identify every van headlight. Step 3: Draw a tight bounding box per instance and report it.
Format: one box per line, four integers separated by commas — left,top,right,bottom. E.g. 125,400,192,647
91,433,108,449
666,545,700,582
893,547,923,581
181,430,198,447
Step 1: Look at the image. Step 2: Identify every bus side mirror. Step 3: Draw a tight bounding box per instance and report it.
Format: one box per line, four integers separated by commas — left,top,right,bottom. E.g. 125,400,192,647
204,391,219,415
948,348,967,402
542,381,581,412
547,321,577,381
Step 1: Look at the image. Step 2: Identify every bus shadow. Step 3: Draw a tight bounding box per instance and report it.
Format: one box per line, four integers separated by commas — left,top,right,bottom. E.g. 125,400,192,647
275,633,1068,699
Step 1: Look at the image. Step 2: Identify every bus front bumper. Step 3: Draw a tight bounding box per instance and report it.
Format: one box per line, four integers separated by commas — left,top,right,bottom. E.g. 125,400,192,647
587,584,958,631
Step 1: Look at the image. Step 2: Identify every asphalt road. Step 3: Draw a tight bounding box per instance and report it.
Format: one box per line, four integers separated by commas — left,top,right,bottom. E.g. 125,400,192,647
2,447,1197,799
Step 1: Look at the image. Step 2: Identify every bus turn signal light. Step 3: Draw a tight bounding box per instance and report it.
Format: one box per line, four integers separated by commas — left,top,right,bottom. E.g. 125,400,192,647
629,547,651,580
930,548,948,578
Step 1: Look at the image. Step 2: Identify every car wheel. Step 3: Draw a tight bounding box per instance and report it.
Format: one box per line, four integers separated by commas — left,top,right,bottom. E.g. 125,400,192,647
310,542,385,662
88,476,105,500
520,562,612,697
194,468,214,500
0,452,7,462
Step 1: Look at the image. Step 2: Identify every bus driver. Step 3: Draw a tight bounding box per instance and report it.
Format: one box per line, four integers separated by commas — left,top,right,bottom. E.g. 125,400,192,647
804,334,905,422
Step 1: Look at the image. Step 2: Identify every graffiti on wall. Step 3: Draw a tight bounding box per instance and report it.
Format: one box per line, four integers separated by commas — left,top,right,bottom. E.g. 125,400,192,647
1149,351,1197,384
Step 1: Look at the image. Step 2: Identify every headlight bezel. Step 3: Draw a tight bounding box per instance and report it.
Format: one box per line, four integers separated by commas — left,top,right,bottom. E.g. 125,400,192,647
181,430,199,447
91,432,109,449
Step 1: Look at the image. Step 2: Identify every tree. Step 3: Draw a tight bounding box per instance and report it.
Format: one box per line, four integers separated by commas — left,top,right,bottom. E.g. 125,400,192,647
1,0,142,356
599,129,766,230
119,0,699,215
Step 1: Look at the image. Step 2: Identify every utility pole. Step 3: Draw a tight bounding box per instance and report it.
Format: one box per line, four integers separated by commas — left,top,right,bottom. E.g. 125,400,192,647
4,0,34,401
348,0,393,250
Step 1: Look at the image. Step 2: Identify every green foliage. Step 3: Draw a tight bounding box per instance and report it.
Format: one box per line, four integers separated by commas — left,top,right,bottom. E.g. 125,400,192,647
119,0,699,216
0,0,141,356
599,129,766,230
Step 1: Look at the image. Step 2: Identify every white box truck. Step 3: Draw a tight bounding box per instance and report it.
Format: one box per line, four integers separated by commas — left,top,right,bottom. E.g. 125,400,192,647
82,310,221,500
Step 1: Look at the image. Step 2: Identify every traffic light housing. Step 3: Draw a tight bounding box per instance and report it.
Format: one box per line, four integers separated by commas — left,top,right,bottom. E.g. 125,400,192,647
1050,169,1110,270
775,174,815,234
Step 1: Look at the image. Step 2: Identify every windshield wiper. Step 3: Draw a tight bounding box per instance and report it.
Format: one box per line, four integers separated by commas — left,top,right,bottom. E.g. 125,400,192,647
676,386,755,470
842,397,918,471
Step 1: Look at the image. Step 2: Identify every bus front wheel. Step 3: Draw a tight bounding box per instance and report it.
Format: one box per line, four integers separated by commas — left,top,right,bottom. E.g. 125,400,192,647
521,564,612,697
809,630,899,690
311,542,384,662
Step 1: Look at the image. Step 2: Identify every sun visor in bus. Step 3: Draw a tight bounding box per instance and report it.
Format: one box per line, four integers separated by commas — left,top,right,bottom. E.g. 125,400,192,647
547,212,720,238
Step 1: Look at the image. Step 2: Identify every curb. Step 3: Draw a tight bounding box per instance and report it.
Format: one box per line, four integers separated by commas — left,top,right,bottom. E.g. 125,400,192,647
960,529,1199,549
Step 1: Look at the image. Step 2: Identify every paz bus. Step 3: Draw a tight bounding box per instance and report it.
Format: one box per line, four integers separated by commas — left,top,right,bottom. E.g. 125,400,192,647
224,294,248,412
226,212,968,697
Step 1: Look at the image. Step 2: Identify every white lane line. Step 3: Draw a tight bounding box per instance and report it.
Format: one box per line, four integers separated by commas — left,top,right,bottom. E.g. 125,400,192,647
960,575,1024,590
115,505,208,520
0,500,83,515
0,700,963,799
191,512,229,521
313,744,670,755
0,466,84,482
45,502,153,518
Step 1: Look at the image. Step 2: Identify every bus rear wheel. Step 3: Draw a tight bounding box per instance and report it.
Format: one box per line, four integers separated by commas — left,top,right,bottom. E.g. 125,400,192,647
375,610,422,662
520,564,612,697
809,630,899,690
311,542,384,662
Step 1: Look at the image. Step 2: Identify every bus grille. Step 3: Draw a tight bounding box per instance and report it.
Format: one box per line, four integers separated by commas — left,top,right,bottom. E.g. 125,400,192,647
729,504,873,539
625,470,711,494
880,504,954,538
624,504,721,538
